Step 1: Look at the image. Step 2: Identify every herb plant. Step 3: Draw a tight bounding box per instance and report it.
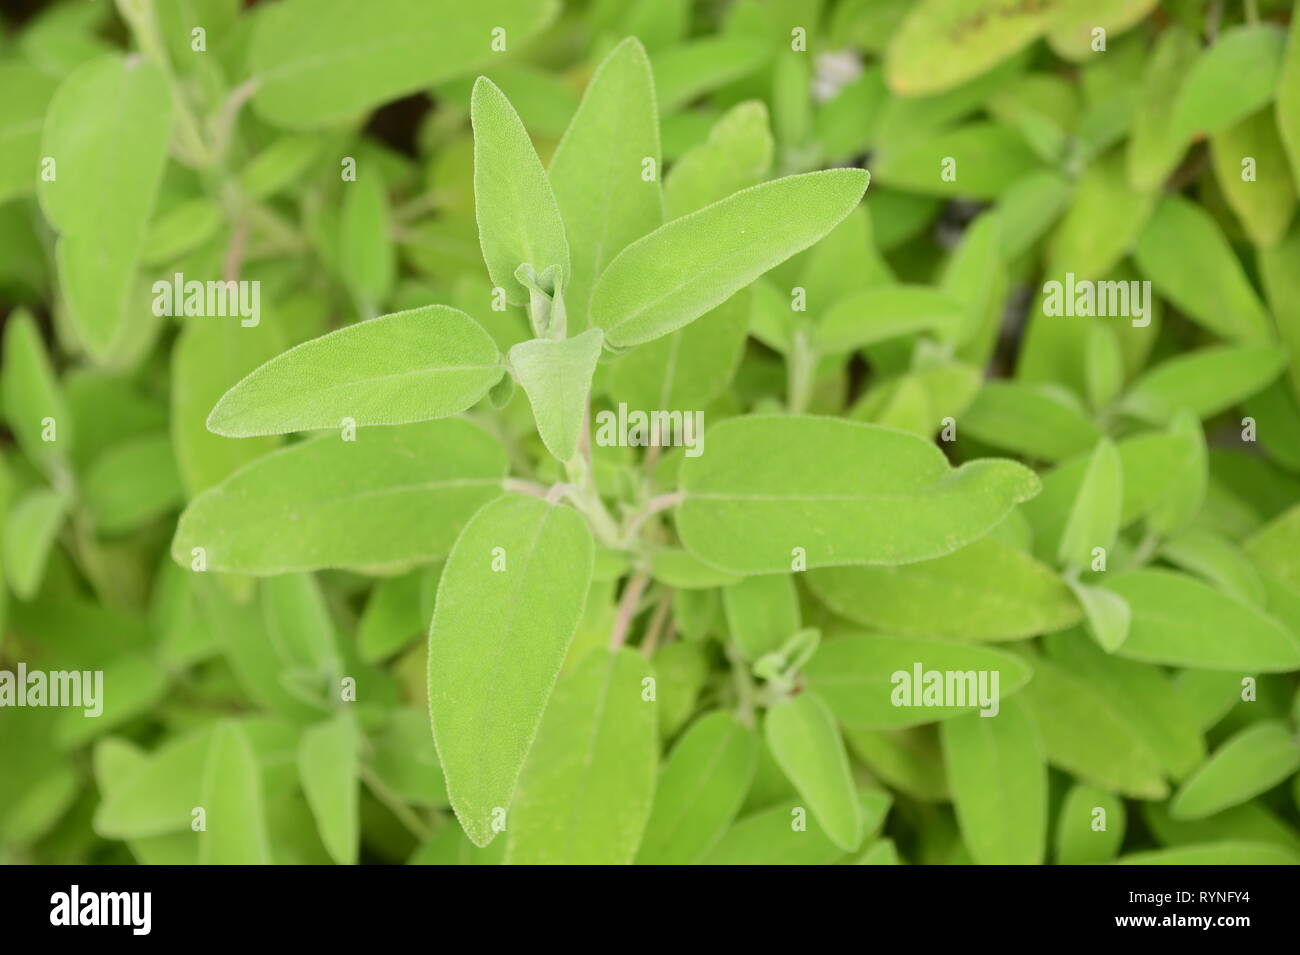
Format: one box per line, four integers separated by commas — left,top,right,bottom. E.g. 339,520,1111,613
2,0,1300,867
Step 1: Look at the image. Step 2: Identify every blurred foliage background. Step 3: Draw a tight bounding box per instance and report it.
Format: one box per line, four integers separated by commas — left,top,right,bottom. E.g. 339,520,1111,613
2,0,1300,865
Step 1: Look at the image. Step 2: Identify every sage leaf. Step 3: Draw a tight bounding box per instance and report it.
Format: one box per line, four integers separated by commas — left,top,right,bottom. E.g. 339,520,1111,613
1170,721,1300,821
298,714,359,865
764,692,862,851
549,38,663,331
636,712,758,865
1170,24,1287,142
1058,438,1122,570
1108,569,1300,672
507,328,603,463
427,494,594,847
1055,783,1125,865
207,307,503,438
249,0,559,128
591,169,869,347
172,420,506,574
198,721,272,865
802,633,1033,730
941,696,1046,865
722,573,800,661
807,536,1081,641
38,55,172,360
676,415,1040,574
505,648,656,864
472,78,571,306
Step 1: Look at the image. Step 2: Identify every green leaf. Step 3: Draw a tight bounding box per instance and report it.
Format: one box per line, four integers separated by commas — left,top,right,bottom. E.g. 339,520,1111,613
472,78,571,306
1171,721,1300,821
1245,503,1300,593
1120,345,1286,425
1212,110,1297,248
816,287,965,355
83,434,182,535
1059,438,1122,570
505,648,656,864
1108,569,1300,672
649,549,741,589
548,37,663,331
249,0,559,128
340,171,396,311
591,169,869,348
722,573,800,660
1170,25,1287,142
1114,841,1300,865
652,36,770,114
1017,647,1169,799
298,713,359,865
172,320,283,497
676,415,1040,574
507,328,603,462
1145,411,1207,536
1133,196,1273,343
1055,783,1125,865
844,726,949,802
1279,8,1300,187
172,419,506,574
93,727,212,839
199,721,272,864
807,536,1081,641
1045,633,1205,779
2,310,72,477
664,101,773,218
1127,24,1200,190
764,692,863,851
965,381,1102,464
142,197,224,267
37,55,172,360
207,307,503,437
0,61,56,203
1069,582,1131,654
941,696,1046,865
606,290,750,413
702,791,891,865
873,122,1043,199
4,487,69,600
884,0,1055,96
1163,529,1265,607
803,633,1033,729
428,494,594,847
636,711,758,865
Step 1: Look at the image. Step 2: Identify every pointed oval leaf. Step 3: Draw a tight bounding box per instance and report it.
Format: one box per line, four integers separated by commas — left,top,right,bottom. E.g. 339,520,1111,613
1108,569,1300,672
198,721,272,865
508,328,602,462
803,633,1033,730
172,419,506,574
298,713,359,865
208,307,502,437
592,169,869,348
249,0,559,128
427,494,594,847
941,696,1046,865
677,415,1040,573
472,78,571,306
636,711,758,865
549,37,663,331
1171,721,1300,821
808,536,1080,641
764,692,863,852
504,648,656,864
1058,438,1122,570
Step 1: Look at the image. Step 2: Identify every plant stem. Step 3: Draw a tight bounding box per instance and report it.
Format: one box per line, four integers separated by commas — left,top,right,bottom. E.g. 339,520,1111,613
787,327,816,414
620,491,684,547
640,596,672,658
359,763,431,842
610,568,651,650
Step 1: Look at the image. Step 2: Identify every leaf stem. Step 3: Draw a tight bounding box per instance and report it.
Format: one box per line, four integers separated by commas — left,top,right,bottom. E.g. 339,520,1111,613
610,568,651,650
359,763,432,843
620,491,684,547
